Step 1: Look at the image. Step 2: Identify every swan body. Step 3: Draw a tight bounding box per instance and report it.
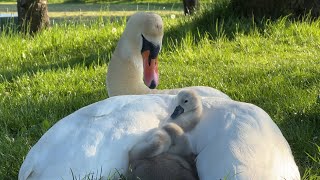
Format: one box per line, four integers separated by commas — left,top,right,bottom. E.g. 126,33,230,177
19,94,176,180
19,94,300,180
106,12,230,99
189,98,300,180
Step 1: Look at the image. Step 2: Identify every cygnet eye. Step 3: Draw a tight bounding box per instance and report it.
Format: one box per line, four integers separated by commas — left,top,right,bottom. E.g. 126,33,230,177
184,100,188,103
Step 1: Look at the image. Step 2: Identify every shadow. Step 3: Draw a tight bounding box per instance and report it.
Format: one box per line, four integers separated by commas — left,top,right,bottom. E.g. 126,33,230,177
278,103,320,174
230,0,320,18
51,15,126,24
0,2,182,13
0,3,16,12
164,0,320,48
0,16,17,32
164,1,269,46
56,1,182,11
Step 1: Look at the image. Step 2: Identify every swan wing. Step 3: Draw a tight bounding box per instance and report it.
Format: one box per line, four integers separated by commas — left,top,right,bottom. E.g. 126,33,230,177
19,94,175,180
189,98,300,180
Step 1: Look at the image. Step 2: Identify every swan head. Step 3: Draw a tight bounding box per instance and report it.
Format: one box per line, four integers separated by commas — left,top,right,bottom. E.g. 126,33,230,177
169,90,203,131
123,12,163,89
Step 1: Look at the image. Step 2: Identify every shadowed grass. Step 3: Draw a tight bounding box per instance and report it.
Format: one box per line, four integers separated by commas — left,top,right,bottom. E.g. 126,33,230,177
0,1,183,13
0,3,320,180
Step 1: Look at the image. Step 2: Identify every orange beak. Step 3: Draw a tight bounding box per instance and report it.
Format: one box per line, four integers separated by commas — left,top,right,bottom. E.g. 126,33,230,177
142,50,159,89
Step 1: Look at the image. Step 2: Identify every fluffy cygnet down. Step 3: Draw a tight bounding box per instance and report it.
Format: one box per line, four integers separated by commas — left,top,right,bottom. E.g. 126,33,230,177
128,90,202,180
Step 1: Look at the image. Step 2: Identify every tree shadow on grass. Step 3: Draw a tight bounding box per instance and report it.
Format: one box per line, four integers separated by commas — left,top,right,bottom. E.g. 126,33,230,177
165,2,253,41
0,2,182,13
165,0,320,47
278,103,320,174
164,1,304,46
51,15,126,24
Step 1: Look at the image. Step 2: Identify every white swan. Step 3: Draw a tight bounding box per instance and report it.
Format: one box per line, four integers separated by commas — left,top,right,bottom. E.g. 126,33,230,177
189,97,300,180
19,94,300,180
19,12,299,180
19,94,175,180
106,12,230,99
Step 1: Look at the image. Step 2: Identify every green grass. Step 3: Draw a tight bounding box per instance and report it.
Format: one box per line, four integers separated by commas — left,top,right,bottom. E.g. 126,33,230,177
0,1,183,13
0,1,183,24
0,0,183,4
0,2,320,180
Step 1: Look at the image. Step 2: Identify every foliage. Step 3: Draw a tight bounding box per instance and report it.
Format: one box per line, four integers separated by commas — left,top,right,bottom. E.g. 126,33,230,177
0,2,320,179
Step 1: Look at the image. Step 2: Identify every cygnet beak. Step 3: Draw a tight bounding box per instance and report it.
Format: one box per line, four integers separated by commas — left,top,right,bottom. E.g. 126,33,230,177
170,105,184,119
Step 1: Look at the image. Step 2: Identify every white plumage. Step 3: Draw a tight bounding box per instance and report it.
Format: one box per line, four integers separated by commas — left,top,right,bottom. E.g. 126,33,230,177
19,94,300,180
19,12,299,180
189,98,300,180
19,94,175,179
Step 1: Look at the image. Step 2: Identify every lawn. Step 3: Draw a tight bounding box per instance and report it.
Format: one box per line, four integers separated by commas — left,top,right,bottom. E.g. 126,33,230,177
0,1,183,24
0,1,319,179
0,1,183,13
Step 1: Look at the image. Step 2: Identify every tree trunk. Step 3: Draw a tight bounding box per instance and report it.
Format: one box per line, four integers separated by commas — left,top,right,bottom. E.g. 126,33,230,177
17,0,50,34
183,0,199,15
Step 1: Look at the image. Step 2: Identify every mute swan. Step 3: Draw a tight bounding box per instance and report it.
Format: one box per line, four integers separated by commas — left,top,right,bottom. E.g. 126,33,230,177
19,94,300,180
128,90,201,180
19,94,176,180
106,12,230,99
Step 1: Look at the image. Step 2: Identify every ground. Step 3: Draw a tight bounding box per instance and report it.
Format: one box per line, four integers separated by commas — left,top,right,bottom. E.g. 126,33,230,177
0,1,319,179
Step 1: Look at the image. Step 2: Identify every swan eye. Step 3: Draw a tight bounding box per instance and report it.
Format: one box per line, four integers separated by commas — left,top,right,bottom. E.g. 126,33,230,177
184,100,188,103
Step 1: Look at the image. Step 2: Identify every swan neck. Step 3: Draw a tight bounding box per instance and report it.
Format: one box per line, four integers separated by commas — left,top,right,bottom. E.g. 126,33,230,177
107,47,151,96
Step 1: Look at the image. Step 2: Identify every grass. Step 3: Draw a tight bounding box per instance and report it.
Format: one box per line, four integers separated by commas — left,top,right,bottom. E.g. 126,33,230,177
0,1,320,179
0,2,183,24
0,0,184,4
0,1,183,12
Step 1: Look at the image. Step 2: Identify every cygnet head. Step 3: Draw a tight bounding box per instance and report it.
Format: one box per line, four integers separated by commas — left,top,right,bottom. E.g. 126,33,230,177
124,12,164,89
169,90,203,131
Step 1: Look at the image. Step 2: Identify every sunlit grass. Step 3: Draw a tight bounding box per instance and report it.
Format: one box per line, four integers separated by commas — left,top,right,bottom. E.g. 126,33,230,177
0,3,319,179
